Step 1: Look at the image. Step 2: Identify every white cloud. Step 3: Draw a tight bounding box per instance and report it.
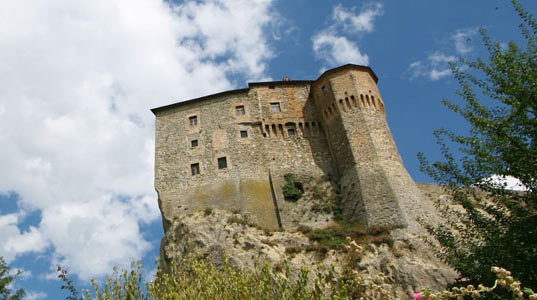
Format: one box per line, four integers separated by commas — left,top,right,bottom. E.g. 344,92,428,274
41,196,155,279
408,52,457,81
0,213,49,262
313,35,369,67
407,28,477,81
452,28,478,55
0,0,278,279
312,2,383,69
485,175,528,191
333,3,383,34
23,291,47,300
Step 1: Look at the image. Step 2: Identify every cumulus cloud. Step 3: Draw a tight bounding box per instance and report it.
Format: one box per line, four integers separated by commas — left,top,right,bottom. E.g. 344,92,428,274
312,3,383,68
0,0,278,280
0,212,48,262
408,28,478,81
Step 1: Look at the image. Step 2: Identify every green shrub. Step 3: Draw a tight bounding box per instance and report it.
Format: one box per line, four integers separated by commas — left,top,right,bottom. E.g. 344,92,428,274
227,214,257,227
203,207,213,216
282,173,303,201
57,257,537,300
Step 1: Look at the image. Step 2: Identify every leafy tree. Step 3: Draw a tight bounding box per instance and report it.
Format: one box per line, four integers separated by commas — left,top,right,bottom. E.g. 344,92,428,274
0,257,25,300
418,0,537,296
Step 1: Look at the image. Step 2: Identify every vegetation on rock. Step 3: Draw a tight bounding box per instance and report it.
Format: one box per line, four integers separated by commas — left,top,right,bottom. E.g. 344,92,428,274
282,173,304,201
56,255,537,299
58,248,394,300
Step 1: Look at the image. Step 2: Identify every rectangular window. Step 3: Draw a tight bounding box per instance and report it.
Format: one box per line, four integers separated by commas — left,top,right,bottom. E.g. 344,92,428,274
235,105,245,115
240,130,248,138
191,139,198,147
189,115,198,126
191,163,200,175
270,102,281,113
217,157,227,169
287,128,296,136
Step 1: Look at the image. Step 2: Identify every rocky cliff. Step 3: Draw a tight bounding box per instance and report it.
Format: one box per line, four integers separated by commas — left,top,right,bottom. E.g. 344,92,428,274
159,179,458,299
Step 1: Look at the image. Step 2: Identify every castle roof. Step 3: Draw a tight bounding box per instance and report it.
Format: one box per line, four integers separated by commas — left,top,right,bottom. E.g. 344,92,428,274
151,64,377,114
316,64,378,83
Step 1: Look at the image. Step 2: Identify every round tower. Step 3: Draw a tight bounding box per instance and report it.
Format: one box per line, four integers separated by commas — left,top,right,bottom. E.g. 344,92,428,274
312,65,421,228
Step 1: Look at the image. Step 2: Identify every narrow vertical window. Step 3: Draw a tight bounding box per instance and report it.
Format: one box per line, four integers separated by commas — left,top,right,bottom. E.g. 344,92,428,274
189,115,198,126
217,157,227,169
235,105,245,115
270,102,281,113
191,163,200,175
191,139,198,147
240,130,248,138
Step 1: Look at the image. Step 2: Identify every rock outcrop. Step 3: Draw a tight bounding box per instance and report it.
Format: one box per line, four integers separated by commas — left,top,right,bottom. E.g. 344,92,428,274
160,183,458,299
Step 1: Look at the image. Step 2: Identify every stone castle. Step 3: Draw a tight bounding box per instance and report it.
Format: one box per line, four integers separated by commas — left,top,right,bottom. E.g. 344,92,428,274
152,64,426,231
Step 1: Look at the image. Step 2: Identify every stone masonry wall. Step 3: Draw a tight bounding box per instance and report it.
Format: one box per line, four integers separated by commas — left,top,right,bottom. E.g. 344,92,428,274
311,66,414,228
153,64,425,231
154,82,334,230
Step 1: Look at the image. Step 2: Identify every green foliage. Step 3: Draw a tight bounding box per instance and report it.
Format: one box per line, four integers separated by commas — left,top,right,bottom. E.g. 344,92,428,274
299,223,394,250
59,262,149,300
58,255,394,300
227,213,257,227
151,254,394,299
0,257,24,300
55,257,537,300
282,173,304,201
203,207,213,216
418,0,537,295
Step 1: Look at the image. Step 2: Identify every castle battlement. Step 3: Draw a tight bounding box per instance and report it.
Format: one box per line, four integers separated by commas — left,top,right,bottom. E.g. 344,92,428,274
152,64,423,230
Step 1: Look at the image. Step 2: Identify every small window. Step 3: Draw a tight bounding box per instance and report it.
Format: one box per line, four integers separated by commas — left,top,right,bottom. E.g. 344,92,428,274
189,115,198,126
270,102,281,113
287,128,296,136
191,139,198,147
240,130,248,138
191,163,200,175
235,105,245,115
217,157,227,169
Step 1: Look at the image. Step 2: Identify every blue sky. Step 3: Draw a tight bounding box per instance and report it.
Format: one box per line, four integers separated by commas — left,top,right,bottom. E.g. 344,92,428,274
1,0,536,299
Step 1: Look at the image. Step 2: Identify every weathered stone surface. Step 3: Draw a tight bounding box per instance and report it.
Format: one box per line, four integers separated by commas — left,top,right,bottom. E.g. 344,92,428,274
160,208,457,299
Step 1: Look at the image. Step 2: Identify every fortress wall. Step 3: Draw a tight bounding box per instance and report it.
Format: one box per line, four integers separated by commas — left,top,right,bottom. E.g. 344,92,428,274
153,64,426,231
252,83,334,177
154,83,335,229
251,83,336,228
154,90,277,227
